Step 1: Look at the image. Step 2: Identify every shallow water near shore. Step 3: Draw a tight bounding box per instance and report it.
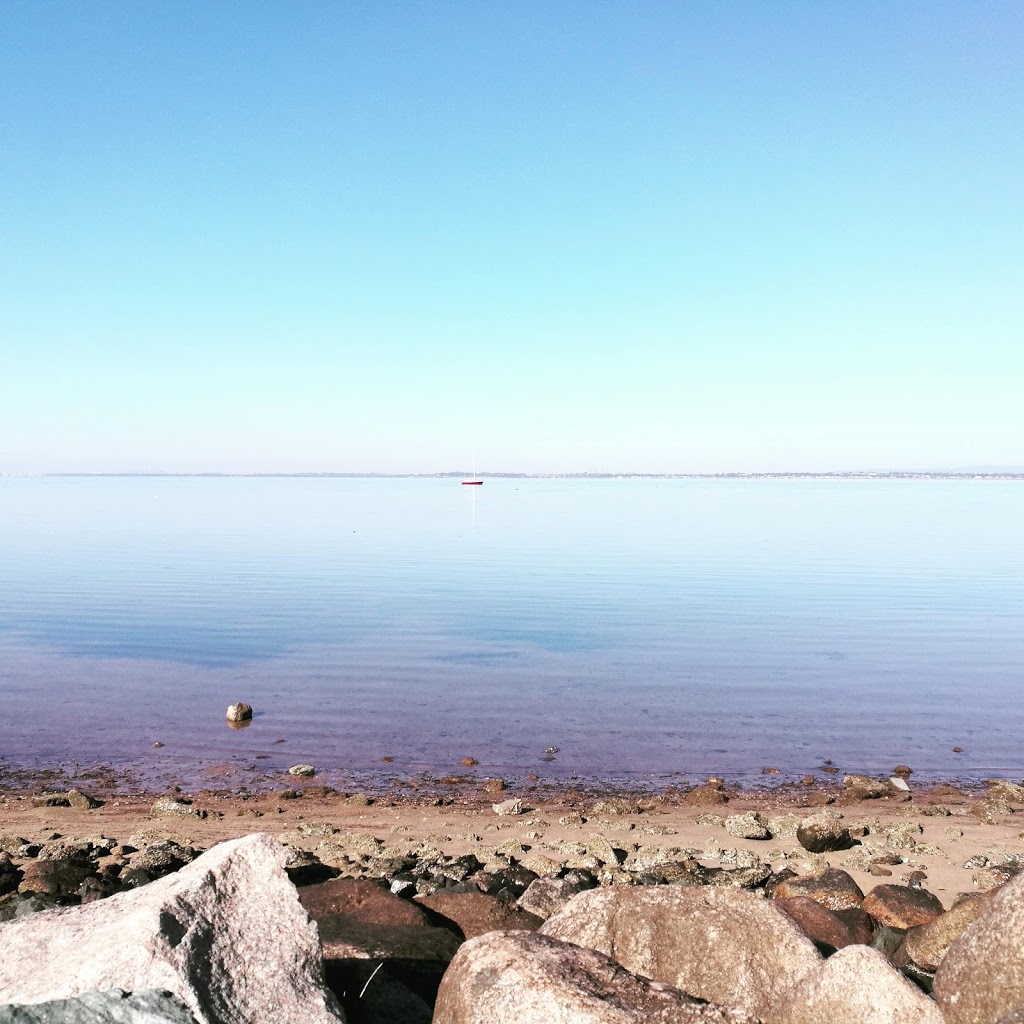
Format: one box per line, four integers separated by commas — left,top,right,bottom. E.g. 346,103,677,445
1,476,1022,789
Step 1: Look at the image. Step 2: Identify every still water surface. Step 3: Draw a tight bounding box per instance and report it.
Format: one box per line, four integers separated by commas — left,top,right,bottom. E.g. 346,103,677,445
1,477,1021,786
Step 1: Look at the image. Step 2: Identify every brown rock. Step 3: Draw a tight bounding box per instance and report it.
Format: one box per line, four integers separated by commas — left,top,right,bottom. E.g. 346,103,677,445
833,907,874,944
899,892,994,972
894,765,914,777
298,877,462,977
772,868,865,911
682,784,729,806
481,778,506,793
434,930,758,1024
18,860,93,897
842,774,891,800
934,869,1024,1024
299,877,432,929
764,944,944,1024
460,756,478,766
540,885,820,1017
776,897,864,954
796,813,852,853
416,891,542,939
803,792,834,806
862,884,944,929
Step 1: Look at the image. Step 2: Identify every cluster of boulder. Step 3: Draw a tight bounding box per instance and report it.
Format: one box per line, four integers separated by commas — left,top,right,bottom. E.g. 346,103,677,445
1,775,1023,1022
1,827,1024,1023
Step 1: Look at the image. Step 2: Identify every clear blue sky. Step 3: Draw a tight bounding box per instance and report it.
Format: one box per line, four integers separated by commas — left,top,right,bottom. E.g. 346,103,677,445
2,1,1021,473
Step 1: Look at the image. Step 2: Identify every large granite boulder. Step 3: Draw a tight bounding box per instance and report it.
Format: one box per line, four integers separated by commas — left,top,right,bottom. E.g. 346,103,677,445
764,944,943,1024
540,885,820,1017
0,834,343,1024
433,930,757,1024
0,990,197,1024
934,869,1024,1024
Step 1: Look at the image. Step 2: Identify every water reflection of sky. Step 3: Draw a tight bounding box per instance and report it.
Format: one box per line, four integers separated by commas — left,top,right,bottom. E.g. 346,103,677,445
0,476,1022,781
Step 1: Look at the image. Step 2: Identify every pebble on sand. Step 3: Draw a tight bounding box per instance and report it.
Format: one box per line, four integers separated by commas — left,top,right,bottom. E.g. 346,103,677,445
288,765,316,778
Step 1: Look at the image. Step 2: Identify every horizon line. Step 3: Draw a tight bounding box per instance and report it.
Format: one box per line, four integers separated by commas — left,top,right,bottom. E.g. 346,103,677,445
6,470,1024,481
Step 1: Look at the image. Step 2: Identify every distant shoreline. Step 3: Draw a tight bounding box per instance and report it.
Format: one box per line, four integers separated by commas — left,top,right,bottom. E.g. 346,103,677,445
8,471,1024,481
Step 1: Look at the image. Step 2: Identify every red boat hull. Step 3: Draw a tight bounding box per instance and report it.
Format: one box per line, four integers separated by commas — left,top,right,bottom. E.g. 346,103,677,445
461,480,483,485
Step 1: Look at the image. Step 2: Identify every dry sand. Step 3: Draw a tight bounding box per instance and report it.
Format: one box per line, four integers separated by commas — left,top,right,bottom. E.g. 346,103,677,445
3,769,1022,909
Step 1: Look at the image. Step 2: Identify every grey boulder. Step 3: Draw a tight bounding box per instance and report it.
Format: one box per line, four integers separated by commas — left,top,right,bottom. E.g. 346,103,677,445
433,930,757,1024
540,885,820,1017
0,834,343,1024
0,990,196,1024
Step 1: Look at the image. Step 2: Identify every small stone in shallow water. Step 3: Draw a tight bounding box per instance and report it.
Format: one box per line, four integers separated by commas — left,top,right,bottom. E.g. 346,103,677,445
460,756,478,767
152,742,164,748
225,703,253,722
287,765,316,778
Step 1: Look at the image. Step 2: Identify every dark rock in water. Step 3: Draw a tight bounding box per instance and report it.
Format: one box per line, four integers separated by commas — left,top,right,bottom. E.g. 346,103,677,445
796,813,853,853
418,890,543,938
0,989,198,1024
862,884,944,929
772,868,864,911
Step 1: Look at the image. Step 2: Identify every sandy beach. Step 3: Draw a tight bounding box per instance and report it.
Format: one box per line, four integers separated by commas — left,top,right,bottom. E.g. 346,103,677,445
3,768,1021,910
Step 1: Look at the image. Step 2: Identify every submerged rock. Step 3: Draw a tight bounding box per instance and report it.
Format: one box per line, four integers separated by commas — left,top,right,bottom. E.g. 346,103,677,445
225,703,252,722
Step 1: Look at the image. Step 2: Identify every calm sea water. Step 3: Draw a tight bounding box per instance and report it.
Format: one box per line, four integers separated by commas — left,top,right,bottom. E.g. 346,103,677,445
1,476,1021,788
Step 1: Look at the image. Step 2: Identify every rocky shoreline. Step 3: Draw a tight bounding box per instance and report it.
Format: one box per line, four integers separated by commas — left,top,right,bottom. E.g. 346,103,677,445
1,770,1023,1022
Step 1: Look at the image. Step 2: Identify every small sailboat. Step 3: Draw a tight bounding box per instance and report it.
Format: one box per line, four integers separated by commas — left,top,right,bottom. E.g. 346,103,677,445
461,456,483,485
